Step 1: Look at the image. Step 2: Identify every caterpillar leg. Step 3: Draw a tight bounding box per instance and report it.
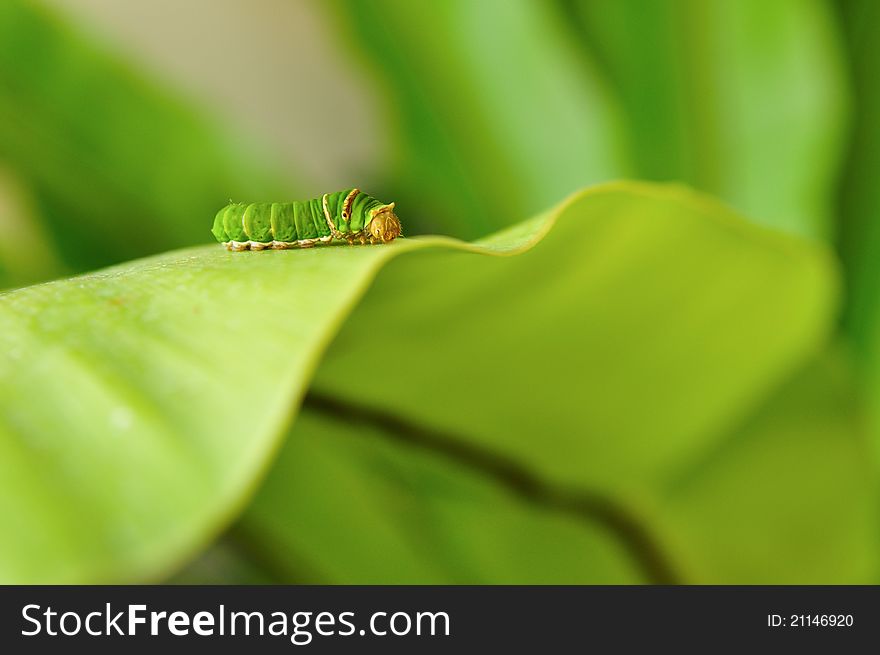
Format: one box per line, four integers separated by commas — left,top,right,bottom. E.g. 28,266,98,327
348,233,395,245
297,236,334,248
225,240,272,251
225,240,271,251
224,237,334,250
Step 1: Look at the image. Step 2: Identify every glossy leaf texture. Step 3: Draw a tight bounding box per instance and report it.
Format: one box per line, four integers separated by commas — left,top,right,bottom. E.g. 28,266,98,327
0,183,874,583
564,0,848,240
0,0,288,275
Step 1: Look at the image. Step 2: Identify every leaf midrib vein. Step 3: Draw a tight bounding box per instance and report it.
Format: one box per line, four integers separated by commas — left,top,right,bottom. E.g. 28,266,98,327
303,391,680,585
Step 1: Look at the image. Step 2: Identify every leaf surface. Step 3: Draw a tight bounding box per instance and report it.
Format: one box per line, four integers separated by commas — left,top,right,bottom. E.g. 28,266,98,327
0,182,863,583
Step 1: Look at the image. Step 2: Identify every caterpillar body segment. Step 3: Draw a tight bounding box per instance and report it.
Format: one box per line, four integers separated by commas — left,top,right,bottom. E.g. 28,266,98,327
212,188,402,251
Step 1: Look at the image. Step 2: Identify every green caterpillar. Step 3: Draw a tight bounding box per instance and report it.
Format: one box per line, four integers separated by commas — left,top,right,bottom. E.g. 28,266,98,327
211,188,401,251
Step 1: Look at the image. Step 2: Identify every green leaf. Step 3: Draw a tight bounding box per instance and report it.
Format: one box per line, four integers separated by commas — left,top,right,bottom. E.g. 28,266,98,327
233,349,877,584
836,1,880,426
0,166,66,288
656,349,878,583
0,238,423,583
238,407,648,584
0,182,863,583
234,184,871,584
565,0,848,239
311,184,837,491
0,0,288,273
330,0,629,238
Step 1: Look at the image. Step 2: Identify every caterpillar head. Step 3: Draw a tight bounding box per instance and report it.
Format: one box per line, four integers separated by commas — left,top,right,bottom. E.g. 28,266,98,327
367,203,402,243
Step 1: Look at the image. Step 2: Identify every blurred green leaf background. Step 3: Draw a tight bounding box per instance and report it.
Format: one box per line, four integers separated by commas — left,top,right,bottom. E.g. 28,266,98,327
0,0,878,583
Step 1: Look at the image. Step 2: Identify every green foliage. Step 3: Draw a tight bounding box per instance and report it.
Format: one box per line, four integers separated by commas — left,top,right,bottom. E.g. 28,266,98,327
333,0,846,240
0,0,288,275
332,0,629,238
0,0,878,585
241,348,876,584
836,1,880,364
241,407,645,584
1,184,872,583
658,351,877,583
0,229,417,583
564,0,848,239
311,185,837,490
